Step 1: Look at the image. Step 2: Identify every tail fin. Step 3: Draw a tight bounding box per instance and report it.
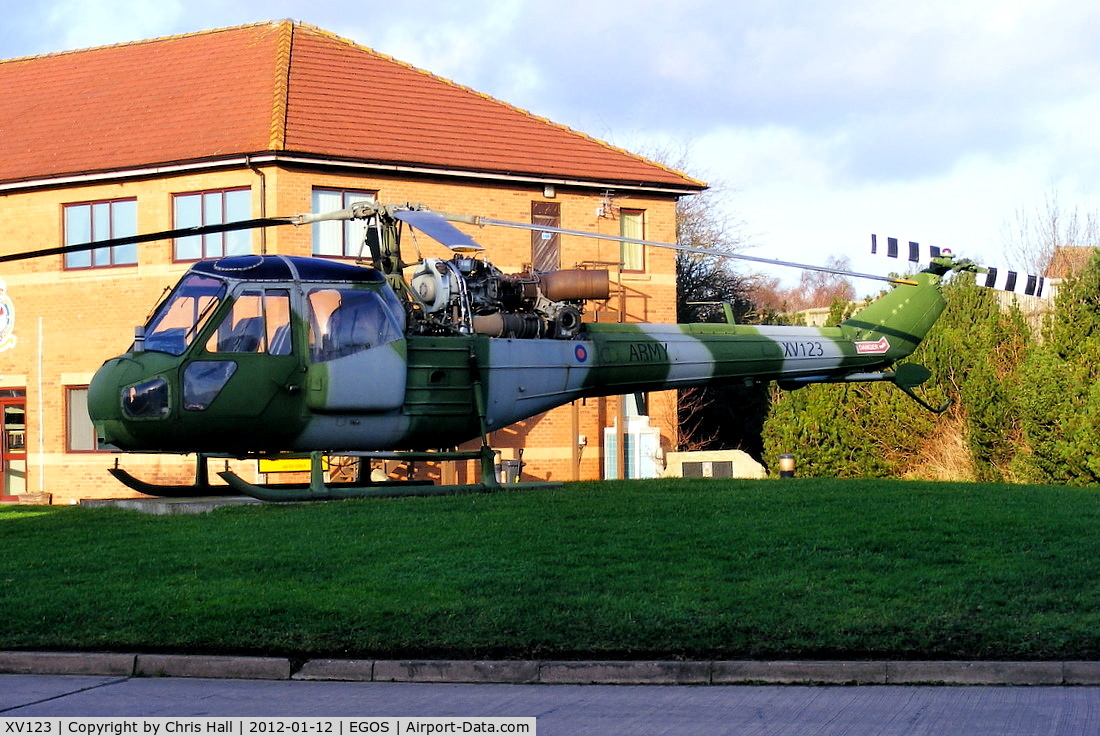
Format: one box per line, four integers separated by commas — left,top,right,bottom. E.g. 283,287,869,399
840,269,947,362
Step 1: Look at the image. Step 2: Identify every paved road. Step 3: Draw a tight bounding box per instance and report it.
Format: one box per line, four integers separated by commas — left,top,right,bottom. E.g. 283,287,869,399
2,675,1099,735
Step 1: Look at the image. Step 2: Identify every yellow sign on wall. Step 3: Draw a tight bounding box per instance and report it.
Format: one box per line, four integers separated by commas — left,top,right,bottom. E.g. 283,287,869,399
259,456,328,473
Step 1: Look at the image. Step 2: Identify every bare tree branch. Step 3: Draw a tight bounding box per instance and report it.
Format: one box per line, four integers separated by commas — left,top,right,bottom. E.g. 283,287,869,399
1000,187,1100,274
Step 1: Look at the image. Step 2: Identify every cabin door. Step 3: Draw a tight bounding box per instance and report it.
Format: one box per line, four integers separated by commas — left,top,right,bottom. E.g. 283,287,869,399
304,286,407,412
178,288,305,446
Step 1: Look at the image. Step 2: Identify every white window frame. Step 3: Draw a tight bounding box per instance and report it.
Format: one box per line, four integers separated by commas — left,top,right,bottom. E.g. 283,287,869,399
312,189,377,258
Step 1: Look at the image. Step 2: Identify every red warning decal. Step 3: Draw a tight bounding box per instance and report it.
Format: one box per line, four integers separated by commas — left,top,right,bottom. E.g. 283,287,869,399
854,337,891,355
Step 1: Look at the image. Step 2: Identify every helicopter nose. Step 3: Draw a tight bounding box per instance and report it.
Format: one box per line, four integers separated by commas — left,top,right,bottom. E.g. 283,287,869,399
88,357,129,446
87,355,163,449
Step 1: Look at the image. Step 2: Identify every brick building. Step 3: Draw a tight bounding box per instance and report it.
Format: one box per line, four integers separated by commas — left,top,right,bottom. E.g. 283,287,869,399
0,20,704,503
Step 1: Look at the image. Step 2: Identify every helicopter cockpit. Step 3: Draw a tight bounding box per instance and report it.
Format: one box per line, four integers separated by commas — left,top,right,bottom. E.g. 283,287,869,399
90,255,409,453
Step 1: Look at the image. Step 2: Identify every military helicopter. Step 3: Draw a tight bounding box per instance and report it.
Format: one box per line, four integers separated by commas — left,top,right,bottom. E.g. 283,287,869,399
1,202,1037,500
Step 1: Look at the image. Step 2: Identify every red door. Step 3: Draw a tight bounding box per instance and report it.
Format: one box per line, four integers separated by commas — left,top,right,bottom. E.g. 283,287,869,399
0,393,26,497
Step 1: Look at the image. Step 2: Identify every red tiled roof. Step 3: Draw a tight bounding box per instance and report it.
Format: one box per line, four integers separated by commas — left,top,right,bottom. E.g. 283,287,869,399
0,21,704,192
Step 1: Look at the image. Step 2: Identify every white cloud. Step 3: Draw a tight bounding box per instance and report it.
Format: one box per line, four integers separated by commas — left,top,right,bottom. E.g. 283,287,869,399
694,125,840,191
703,139,1063,292
342,0,534,93
43,0,184,51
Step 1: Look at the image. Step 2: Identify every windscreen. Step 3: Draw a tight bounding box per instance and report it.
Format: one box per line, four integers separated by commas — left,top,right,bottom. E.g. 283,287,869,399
142,274,226,355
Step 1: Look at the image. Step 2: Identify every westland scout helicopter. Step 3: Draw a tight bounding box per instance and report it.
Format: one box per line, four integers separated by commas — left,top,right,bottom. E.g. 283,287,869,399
3,202,1039,500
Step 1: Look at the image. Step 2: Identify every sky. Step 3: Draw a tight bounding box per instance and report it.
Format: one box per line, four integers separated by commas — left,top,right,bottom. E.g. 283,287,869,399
4,0,1100,291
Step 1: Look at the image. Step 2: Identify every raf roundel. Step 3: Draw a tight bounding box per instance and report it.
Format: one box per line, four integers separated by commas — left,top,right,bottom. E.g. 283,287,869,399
574,344,588,363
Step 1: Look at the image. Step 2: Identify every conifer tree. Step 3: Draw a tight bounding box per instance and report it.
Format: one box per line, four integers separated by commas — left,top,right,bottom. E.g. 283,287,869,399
1014,250,1100,484
762,276,1033,480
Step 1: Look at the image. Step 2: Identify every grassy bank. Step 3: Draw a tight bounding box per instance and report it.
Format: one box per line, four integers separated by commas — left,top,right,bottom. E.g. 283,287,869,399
2,478,1099,661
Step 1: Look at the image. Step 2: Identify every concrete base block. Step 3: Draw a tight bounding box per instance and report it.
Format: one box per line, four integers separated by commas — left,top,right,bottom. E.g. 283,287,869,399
80,497,260,515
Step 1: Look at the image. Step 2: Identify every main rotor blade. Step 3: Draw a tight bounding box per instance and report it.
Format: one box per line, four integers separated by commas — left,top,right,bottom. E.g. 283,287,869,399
289,202,486,251
446,214,913,286
393,210,483,251
0,217,297,264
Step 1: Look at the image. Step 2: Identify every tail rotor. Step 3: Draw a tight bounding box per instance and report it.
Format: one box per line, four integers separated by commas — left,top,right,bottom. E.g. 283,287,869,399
871,235,1047,298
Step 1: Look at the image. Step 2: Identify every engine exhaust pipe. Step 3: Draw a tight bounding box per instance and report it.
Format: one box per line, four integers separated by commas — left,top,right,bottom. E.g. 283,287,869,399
539,270,610,301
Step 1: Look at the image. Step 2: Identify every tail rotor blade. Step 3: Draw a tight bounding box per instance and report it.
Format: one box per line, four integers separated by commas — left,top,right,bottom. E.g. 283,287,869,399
871,234,1046,298
872,235,941,264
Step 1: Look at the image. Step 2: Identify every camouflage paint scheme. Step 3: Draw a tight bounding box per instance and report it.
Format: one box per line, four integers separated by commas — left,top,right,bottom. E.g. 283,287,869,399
88,255,947,457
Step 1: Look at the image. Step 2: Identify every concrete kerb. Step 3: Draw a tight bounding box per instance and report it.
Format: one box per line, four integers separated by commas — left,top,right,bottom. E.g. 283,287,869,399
712,660,888,685
530,661,710,685
4,652,1100,685
134,654,291,680
886,660,1065,686
0,651,136,677
374,660,541,684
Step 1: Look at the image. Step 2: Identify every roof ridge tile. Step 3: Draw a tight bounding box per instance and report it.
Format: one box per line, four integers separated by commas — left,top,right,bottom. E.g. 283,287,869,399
0,19,283,65
269,21,294,150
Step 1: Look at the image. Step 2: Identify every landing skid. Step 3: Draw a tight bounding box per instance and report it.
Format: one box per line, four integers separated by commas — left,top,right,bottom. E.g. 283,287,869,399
215,472,522,502
108,447,561,502
108,455,219,497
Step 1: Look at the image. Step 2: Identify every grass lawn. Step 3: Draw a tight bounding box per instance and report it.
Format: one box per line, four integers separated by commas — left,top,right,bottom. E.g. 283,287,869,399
2,478,1099,661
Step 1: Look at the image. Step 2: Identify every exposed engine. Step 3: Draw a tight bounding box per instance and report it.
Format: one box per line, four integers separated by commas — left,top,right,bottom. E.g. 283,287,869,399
409,256,610,339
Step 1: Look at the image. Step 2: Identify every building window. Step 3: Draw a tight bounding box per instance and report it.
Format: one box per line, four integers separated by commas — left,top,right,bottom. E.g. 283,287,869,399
531,201,561,272
63,199,138,269
312,189,376,257
67,387,115,451
620,209,645,272
173,188,251,261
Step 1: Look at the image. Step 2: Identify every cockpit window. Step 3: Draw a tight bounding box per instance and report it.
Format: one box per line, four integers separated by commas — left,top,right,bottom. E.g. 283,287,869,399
206,289,292,355
308,287,404,363
143,274,225,355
